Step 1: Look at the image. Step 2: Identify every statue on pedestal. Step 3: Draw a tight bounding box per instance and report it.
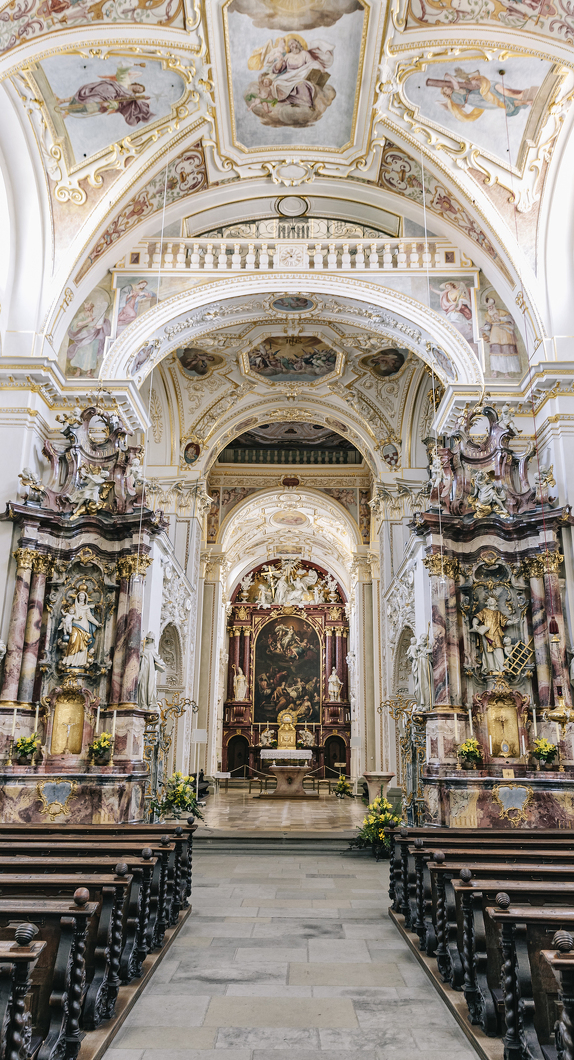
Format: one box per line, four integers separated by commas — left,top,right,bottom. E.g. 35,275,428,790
415,634,433,711
233,665,248,701
472,596,508,673
327,667,343,701
137,632,166,711
59,590,101,668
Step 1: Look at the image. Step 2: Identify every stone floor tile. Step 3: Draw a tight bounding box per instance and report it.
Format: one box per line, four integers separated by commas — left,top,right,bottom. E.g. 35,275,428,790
225,984,313,997
103,1051,144,1060
122,996,211,1028
215,1028,320,1049
142,1052,252,1060
312,986,399,999
319,1027,420,1051
308,938,371,962
172,961,288,984
204,997,357,1028
252,1052,376,1060
116,1028,216,1049
183,922,255,937
234,947,307,963
288,962,403,987
251,921,344,938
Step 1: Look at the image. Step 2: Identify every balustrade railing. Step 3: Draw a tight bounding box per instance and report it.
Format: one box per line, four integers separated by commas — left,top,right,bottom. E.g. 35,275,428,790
119,238,469,273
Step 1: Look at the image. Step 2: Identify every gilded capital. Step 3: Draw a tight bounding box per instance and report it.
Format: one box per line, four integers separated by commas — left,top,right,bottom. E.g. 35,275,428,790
117,554,153,580
13,548,38,570
522,553,563,578
422,554,460,580
32,554,54,576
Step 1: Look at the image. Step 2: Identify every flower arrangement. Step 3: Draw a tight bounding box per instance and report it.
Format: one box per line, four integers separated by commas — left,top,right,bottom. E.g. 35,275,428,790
334,776,353,799
14,733,40,759
150,771,204,820
355,796,401,850
457,737,482,766
532,738,557,764
88,732,113,760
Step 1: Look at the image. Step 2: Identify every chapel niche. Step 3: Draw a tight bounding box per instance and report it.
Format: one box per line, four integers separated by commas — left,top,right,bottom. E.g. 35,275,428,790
222,558,351,778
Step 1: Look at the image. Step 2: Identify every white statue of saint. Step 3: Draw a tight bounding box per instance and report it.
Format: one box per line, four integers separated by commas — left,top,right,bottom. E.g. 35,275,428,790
299,728,315,748
472,596,508,673
69,465,110,515
233,665,248,701
256,584,271,608
59,590,101,667
406,636,419,698
137,632,166,711
415,634,433,711
260,727,275,746
470,469,510,518
327,666,343,701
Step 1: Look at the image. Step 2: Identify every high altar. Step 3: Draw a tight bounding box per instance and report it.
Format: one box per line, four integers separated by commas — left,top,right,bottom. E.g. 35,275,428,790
222,559,351,781
399,404,574,828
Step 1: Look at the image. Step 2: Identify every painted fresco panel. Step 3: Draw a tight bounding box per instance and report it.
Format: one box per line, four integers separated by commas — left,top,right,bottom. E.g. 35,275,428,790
60,272,113,378
248,336,337,380
254,615,321,723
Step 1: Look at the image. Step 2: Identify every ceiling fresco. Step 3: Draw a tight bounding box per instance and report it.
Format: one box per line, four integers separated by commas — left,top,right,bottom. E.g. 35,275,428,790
245,335,338,381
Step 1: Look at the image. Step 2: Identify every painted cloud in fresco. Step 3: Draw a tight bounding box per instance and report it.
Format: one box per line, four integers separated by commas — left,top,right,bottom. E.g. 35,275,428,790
229,0,361,30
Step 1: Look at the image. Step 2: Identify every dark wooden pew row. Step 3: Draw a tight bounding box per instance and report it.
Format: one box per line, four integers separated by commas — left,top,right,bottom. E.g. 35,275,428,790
0,840,177,947
451,875,574,1037
0,854,158,981
485,900,574,1060
0,872,133,1031
0,821,196,904
0,925,46,1060
0,892,98,1060
542,933,574,1060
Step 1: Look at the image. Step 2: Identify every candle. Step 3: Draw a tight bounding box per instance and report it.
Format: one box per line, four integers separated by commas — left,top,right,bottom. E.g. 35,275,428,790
468,708,473,736
10,707,17,739
533,707,538,738
556,722,561,746
454,711,459,743
521,735,526,757
34,704,39,734
112,709,117,741
95,705,101,735
489,734,493,756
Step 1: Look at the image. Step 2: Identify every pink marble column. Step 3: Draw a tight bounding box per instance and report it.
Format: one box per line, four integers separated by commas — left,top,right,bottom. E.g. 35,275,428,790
430,575,450,706
110,575,130,705
17,556,51,704
544,565,571,705
228,629,240,699
0,549,35,705
528,566,551,708
325,630,332,698
341,630,348,700
119,570,146,708
243,629,251,695
444,575,462,705
335,629,344,691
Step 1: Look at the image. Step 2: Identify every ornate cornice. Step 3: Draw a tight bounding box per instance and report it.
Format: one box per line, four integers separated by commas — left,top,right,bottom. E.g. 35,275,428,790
116,554,153,579
422,553,460,580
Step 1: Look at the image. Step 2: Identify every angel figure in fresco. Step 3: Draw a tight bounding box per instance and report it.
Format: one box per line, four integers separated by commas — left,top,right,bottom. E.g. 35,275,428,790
426,69,539,123
430,280,473,342
480,297,522,377
117,280,154,331
245,34,335,128
55,62,155,127
59,590,100,668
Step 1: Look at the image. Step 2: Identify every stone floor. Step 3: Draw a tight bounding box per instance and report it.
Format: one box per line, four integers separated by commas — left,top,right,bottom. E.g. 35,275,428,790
198,790,366,834
104,851,477,1060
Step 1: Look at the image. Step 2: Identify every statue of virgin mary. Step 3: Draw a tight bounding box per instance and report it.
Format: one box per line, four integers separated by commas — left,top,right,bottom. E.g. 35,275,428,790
59,590,100,667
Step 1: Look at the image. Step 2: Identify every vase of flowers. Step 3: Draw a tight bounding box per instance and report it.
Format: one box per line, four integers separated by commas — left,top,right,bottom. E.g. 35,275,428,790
350,796,401,860
532,738,557,768
457,737,482,769
88,731,112,764
14,733,40,765
150,771,204,821
334,776,353,799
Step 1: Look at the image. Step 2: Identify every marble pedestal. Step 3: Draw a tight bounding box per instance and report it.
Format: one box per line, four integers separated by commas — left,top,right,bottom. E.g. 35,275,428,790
363,771,396,805
423,771,574,829
261,765,319,799
0,771,147,823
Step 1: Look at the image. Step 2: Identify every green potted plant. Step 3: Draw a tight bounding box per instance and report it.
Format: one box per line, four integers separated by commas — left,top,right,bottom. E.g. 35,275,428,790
532,737,558,768
350,796,401,860
150,771,204,821
457,737,482,769
14,733,40,765
88,731,113,764
334,775,353,799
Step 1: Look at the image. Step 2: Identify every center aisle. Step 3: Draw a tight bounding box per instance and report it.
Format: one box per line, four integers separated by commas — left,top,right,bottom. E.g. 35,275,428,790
104,852,476,1060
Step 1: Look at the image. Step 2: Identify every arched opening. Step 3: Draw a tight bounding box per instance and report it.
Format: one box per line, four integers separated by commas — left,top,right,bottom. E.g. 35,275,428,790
225,734,250,779
324,734,348,779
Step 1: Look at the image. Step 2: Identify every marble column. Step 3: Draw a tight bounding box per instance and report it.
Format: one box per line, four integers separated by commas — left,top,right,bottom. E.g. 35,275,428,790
17,555,51,705
444,572,462,706
424,558,450,707
229,629,241,699
341,630,348,700
227,630,236,700
525,559,551,709
110,572,131,705
325,629,332,698
243,628,251,696
119,556,151,708
544,556,571,705
0,549,36,705
335,629,344,691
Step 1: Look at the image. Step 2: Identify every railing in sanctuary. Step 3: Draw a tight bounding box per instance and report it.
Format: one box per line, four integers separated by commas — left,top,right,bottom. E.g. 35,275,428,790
117,238,472,273
218,448,362,465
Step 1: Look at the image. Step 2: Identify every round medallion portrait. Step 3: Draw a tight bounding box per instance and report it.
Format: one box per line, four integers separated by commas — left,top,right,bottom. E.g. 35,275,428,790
360,348,407,379
272,511,308,527
183,442,201,465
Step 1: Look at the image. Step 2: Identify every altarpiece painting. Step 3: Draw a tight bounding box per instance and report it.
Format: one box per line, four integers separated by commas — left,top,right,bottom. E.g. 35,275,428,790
254,616,321,724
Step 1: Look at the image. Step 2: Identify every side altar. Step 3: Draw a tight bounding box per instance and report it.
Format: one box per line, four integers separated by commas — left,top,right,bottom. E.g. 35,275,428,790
390,404,574,829
0,394,167,823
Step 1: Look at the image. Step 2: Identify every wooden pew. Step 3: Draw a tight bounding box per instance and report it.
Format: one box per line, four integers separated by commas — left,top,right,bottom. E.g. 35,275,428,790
0,925,45,1060
0,871,133,1030
0,840,176,948
486,900,574,1060
0,854,157,981
541,932,574,1060
0,891,98,1060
